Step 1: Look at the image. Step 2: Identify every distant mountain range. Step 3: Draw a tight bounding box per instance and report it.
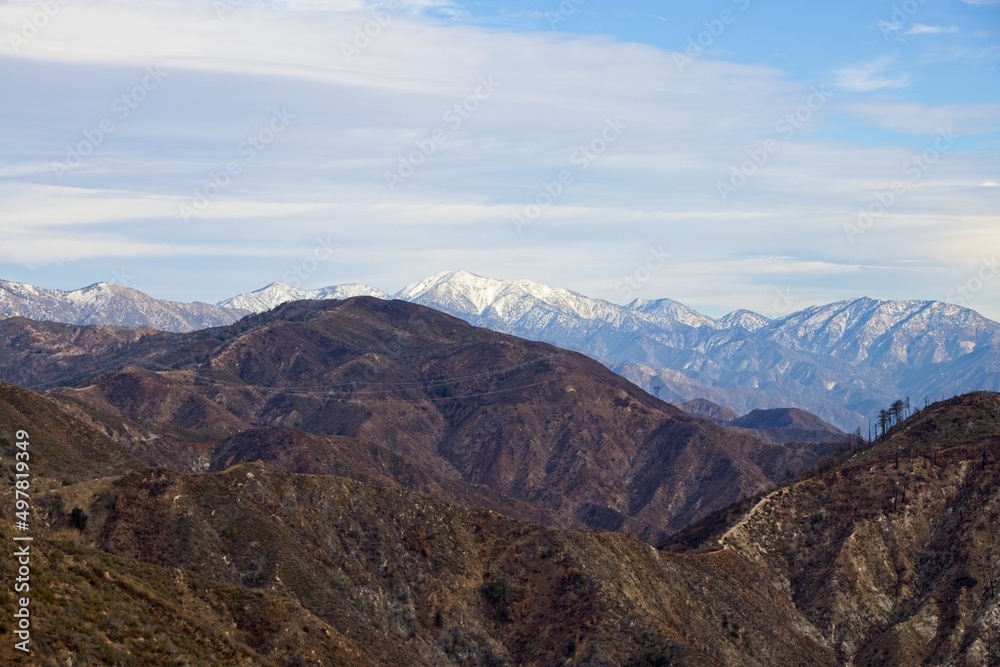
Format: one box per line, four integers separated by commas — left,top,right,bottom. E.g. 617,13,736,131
3,270,999,430
0,279,239,331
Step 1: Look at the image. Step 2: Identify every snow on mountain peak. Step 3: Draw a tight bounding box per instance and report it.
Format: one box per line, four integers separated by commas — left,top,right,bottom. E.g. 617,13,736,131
315,283,390,300
395,270,509,314
218,281,389,313
720,309,771,332
217,282,309,312
0,279,239,332
395,270,633,325
626,297,720,329
768,296,998,366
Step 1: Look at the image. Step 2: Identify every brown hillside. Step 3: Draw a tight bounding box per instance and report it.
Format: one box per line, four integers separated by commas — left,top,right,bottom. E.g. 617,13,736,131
0,381,997,665
12,463,835,666
685,391,1000,665
39,297,836,542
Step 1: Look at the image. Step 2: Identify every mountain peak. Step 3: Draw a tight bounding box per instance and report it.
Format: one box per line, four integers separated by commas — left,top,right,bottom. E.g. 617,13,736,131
395,270,494,303
398,271,633,326
261,281,295,290
218,281,388,312
720,309,771,331
0,279,239,332
626,297,720,329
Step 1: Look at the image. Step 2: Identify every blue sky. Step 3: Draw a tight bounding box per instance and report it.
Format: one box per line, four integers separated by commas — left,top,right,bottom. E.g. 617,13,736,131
0,0,998,319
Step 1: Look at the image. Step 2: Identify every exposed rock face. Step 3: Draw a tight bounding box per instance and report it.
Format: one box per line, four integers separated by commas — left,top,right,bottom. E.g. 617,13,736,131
687,392,1000,666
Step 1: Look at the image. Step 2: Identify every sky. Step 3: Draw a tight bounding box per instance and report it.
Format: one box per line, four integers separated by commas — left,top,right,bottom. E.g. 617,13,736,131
0,0,998,320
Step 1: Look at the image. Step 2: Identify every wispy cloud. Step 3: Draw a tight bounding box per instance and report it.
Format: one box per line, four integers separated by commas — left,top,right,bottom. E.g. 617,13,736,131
839,100,1000,135
906,24,959,35
0,0,997,318
875,20,902,37
834,56,911,92
241,0,462,15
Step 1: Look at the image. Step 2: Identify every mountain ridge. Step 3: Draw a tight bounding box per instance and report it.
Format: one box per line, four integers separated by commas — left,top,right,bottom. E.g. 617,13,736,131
2,271,998,430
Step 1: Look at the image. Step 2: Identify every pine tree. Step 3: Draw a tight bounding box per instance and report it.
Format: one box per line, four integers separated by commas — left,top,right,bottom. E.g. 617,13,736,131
878,409,890,438
890,399,905,426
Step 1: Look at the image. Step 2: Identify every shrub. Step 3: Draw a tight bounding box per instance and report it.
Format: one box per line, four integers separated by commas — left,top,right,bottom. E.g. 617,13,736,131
69,507,88,532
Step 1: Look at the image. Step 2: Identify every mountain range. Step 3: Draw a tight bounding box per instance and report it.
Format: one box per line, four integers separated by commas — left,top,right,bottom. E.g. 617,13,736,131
1,283,997,665
3,359,998,664
2,271,999,431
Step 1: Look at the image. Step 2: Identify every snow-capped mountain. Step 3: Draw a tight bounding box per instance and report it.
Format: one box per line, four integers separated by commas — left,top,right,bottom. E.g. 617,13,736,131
386,271,1000,430
0,279,390,333
627,297,722,330
1,270,998,430
718,309,771,332
397,270,635,328
217,282,389,313
763,297,996,367
395,271,728,366
0,280,242,332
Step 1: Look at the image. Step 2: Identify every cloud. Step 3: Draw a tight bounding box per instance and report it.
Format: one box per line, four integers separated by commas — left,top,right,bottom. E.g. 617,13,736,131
0,0,997,320
838,100,1000,135
875,20,902,37
875,19,960,39
225,0,463,16
833,56,911,92
962,0,1000,5
905,24,959,35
